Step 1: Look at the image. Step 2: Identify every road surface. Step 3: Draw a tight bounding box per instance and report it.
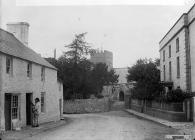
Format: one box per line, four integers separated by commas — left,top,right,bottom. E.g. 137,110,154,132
25,111,178,140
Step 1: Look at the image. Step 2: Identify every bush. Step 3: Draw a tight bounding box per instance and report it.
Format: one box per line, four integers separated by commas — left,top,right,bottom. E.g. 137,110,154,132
127,58,162,101
155,88,193,103
131,87,193,103
96,94,104,99
130,87,159,100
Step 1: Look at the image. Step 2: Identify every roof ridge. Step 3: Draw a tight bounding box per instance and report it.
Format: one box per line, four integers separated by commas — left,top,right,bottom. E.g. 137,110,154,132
0,28,56,70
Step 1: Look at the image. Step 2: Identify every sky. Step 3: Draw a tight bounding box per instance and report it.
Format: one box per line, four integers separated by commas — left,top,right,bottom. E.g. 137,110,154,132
1,0,194,68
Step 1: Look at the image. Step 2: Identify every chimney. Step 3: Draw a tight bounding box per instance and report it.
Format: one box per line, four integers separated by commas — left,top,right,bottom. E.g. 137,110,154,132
6,22,29,47
54,48,56,59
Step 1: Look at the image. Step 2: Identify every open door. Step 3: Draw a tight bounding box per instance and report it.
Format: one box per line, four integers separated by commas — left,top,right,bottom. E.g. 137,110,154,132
26,93,32,125
4,94,11,131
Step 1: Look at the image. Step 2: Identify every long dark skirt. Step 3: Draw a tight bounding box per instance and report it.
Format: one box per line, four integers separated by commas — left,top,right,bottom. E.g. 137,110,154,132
32,113,39,127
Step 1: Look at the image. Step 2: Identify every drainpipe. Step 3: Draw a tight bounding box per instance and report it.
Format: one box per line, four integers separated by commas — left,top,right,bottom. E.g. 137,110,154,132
0,53,3,131
186,27,192,93
184,14,192,93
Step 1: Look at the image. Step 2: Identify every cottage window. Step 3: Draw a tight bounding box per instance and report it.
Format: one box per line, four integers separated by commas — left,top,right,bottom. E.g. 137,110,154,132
11,95,19,119
6,56,13,75
41,92,46,113
27,63,32,78
177,57,180,78
176,38,179,52
41,67,45,81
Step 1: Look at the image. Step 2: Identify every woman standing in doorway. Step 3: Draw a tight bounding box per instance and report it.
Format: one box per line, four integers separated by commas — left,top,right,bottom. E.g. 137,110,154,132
32,98,40,127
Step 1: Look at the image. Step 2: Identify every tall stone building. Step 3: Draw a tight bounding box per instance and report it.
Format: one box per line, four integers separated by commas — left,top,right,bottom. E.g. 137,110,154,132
159,4,195,93
90,50,113,70
0,22,63,131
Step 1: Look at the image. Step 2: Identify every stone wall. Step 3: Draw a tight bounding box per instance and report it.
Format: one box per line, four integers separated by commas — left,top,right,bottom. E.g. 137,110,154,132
129,99,192,122
63,98,111,114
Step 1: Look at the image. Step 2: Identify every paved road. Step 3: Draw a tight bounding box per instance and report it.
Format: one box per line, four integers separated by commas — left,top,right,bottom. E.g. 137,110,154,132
25,111,178,140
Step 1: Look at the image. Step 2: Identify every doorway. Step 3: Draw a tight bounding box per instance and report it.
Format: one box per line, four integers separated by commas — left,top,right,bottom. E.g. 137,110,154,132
4,94,12,130
119,91,124,101
26,93,32,125
59,99,62,119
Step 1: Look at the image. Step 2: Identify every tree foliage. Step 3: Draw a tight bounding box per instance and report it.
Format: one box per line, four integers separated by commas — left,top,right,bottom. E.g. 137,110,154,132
64,32,91,64
46,33,118,100
90,63,119,94
127,58,161,100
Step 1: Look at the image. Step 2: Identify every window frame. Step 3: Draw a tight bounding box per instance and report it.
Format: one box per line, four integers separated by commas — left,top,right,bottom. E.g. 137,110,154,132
41,92,46,113
176,38,179,53
11,95,19,120
169,45,171,58
163,50,165,62
27,62,32,78
41,66,45,81
169,61,172,81
6,56,13,75
177,56,180,78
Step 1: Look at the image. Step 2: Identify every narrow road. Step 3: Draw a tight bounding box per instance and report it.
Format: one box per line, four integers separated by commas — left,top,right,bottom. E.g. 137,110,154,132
25,111,178,140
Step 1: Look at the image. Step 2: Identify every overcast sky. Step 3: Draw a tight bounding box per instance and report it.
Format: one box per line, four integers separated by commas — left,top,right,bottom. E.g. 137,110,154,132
1,0,194,68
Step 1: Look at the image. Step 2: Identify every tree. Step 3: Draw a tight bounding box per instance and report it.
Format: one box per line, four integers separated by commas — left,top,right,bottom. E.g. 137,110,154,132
63,33,91,99
45,33,119,100
91,63,119,95
127,58,161,100
64,32,91,64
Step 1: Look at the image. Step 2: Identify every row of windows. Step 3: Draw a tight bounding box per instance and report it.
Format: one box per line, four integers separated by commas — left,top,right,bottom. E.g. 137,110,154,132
6,56,45,81
163,37,180,61
163,56,180,81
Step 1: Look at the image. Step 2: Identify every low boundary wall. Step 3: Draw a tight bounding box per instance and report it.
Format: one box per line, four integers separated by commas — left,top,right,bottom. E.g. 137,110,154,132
129,99,193,122
63,98,110,114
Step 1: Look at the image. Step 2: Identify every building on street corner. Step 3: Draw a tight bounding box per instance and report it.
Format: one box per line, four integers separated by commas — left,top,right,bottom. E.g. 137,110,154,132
159,4,195,94
0,22,63,131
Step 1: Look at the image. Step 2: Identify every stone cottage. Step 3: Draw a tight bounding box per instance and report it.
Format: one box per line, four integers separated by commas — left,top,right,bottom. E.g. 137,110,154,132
0,22,63,131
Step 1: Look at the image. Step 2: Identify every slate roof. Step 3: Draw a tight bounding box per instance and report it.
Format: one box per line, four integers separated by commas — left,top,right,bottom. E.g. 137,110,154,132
0,28,56,70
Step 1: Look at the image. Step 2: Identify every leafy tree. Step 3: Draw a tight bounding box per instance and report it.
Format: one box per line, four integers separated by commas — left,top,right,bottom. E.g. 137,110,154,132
127,58,161,100
63,33,91,99
154,58,160,66
91,63,119,95
64,32,91,64
45,33,119,100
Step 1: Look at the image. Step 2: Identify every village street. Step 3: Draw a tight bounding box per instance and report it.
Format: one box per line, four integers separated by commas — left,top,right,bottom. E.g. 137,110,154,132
24,111,178,140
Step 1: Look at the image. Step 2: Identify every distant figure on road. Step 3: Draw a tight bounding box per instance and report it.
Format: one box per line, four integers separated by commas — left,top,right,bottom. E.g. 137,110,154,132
32,98,40,127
